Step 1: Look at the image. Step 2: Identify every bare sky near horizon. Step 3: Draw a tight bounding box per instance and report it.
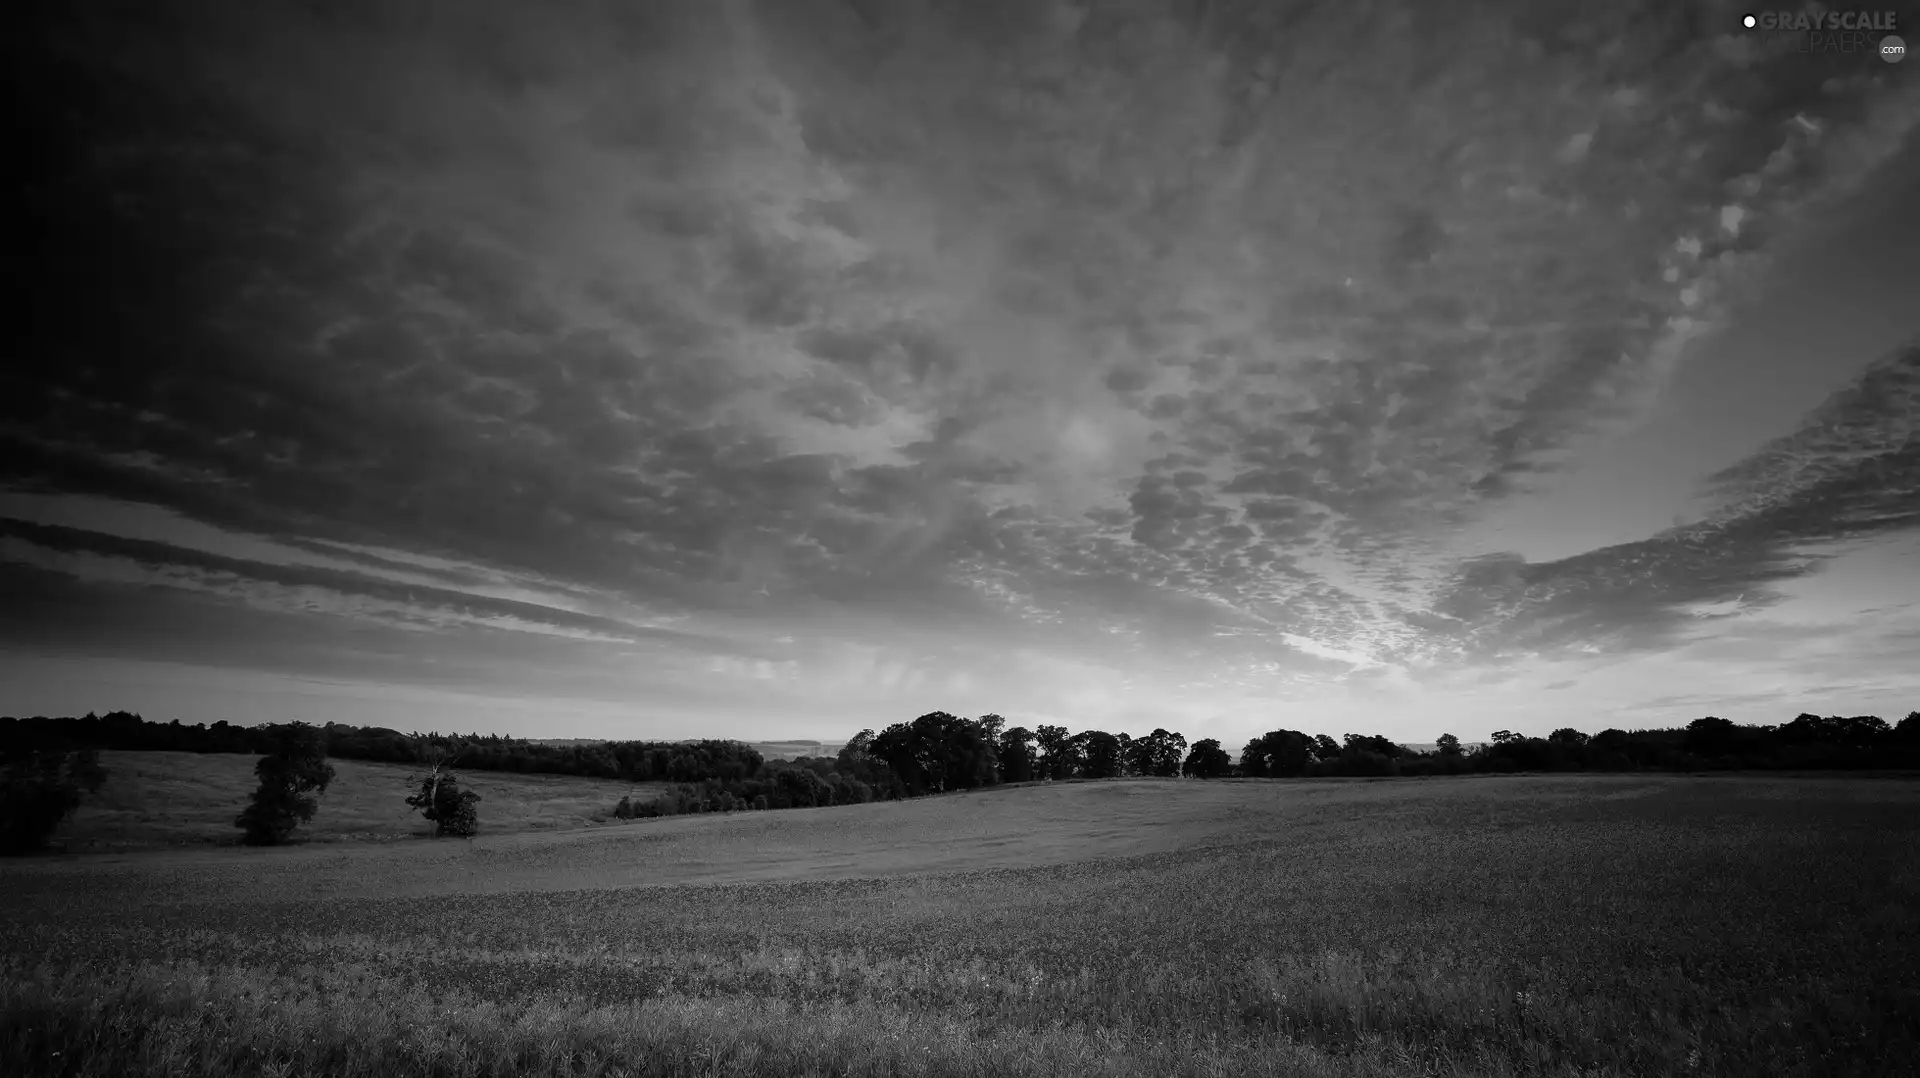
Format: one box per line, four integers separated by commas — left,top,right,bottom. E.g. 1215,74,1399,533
5,0,1918,746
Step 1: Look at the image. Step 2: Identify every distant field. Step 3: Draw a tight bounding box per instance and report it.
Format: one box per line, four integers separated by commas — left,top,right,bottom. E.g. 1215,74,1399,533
3,774,1916,1077
45,750,672,850
508,738,844,761
750,739,842,760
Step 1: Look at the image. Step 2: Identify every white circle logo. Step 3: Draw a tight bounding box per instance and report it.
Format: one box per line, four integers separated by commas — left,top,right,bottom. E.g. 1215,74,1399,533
1883,35,1907,62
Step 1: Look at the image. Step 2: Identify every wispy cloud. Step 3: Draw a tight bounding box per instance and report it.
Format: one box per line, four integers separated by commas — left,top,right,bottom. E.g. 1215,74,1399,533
1419,341,1918,664
0,518,691,645
7,0,1919,737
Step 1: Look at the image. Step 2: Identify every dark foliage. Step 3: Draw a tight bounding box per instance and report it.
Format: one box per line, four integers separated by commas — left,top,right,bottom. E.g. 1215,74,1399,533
0,746,107,854
973,714,1006,779
1343,733,1406,759
235,722,334,846
1182,738,1233,778
1337,749,1399,777
1127,728,1187,777
1074,729,1125,778
1389,710,1920,776
1034,723,1078,781
995,726,1038,783
406,772,481,837
1240,729,1314,777
404,736,482,838
833,730,906,797
11,708,1920,838
1310,734,1341,762
868,712,998,796
0,713,767,787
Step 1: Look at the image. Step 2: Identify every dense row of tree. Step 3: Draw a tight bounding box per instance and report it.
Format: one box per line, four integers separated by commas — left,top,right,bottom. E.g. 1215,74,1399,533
6,710,1918,842
1471,713,1920,774
1236,713,1920,778
0,713,766,784
562,716,1232,817
617,710,1920,818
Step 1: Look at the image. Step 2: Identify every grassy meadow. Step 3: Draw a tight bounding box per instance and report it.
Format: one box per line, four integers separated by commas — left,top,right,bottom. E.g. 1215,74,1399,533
2,773,1916,1077
42,750,671,850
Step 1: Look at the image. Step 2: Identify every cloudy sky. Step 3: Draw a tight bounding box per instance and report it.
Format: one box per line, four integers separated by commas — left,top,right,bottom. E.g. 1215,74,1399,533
6,0,1918,747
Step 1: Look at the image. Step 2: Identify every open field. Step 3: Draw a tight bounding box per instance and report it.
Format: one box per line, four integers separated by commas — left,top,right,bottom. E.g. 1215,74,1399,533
40,750,671,850
4,774,1917,1076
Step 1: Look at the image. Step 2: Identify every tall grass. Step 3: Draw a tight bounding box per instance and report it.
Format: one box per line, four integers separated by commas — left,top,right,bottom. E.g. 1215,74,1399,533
0,958,1656,1078
4,776,1915,1076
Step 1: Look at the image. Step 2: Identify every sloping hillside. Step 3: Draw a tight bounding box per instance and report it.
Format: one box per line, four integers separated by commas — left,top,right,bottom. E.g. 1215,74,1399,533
49,750,670,850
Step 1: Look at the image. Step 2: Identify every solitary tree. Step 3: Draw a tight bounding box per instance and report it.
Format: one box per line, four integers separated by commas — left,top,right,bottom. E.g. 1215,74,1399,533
1,747,108,854
406,734,481,838
235,722,335,846
1436,733,1463,757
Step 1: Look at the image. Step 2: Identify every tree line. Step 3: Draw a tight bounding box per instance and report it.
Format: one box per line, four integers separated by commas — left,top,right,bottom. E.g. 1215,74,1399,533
612,715,1225,817
2,721,493,851
6,709,1917,846
593,708,1920,819
0,712,766,783
1235,712,1920,778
